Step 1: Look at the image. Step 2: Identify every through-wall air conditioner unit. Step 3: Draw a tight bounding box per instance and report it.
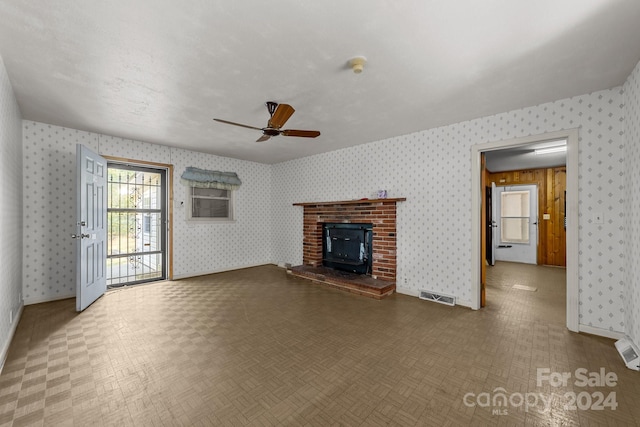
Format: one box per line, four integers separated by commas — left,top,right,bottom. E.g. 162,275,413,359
419,290,456,306
615,337,640,371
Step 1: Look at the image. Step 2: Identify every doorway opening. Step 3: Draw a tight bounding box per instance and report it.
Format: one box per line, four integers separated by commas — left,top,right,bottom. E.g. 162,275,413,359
106,162,169,288
471,129,579,332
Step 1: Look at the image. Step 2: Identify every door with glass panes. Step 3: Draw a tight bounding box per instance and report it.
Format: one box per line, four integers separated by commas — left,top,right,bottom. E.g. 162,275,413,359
493,184,538,264
107,164,167,287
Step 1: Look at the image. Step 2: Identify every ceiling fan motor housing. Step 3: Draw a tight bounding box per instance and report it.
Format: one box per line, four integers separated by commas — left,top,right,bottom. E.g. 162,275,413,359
263,128,281,136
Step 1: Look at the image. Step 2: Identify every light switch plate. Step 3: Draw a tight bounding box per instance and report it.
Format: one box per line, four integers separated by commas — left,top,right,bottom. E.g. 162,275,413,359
543,213,551,220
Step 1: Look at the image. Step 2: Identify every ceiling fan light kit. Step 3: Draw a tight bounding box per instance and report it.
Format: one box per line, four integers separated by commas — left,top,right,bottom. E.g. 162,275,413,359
213,102,320,143
349,56,367,74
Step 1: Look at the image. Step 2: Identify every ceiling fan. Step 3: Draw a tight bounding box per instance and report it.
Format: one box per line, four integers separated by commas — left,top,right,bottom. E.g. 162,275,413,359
214,101,321,142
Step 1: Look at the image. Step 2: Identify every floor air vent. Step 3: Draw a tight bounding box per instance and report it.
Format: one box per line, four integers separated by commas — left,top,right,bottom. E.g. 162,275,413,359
419,290,456,306
615,337,640,371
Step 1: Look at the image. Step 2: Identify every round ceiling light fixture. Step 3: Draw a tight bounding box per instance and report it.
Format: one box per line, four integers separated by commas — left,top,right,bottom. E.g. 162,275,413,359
349,56,367,74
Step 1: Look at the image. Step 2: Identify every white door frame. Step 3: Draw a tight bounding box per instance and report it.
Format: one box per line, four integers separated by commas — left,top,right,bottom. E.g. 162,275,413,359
103,155,174,281
471,128,579,332
105,161,169,286
490,182,496,266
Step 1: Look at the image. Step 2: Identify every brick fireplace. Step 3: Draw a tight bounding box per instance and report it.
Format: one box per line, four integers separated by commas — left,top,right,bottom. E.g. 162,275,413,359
290,198,405,298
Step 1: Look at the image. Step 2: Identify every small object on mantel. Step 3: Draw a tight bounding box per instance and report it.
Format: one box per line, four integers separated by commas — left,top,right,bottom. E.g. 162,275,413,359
293,198,406,206
360,198,369,200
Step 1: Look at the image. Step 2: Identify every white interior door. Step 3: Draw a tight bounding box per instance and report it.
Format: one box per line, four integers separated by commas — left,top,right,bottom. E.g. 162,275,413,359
494,184,538,264
75,144,107,311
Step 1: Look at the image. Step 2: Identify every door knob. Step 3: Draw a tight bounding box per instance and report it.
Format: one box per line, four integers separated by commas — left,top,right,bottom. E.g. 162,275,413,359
71,233,90,239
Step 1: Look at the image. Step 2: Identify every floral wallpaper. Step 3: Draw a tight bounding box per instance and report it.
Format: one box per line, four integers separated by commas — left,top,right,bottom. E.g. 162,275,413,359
0,55,23,364
272,87,626,333
21,123,272,303
624,60,640,346
17,63,640,338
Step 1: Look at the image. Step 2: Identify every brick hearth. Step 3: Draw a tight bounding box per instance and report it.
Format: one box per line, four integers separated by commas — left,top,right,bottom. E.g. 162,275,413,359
291,198,405,298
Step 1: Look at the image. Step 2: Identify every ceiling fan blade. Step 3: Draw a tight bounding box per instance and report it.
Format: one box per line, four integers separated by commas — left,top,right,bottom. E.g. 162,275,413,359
268,104,295,129
256,134,271,142
281,129,321,138
213,118,262,131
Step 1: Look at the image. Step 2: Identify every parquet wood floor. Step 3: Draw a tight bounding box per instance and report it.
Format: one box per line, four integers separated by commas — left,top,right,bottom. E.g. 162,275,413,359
1,263,638,426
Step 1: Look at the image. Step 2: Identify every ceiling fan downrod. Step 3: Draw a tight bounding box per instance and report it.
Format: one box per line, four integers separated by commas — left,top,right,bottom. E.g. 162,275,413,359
265,101,278,117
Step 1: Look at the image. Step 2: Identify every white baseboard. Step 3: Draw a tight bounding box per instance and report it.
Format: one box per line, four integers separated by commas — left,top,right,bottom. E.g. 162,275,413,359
172,262,274,280
399,288,624,334
579,324,624,340
0,303,23,374
453,298,473,309
395,286,420,297
24,293,74,306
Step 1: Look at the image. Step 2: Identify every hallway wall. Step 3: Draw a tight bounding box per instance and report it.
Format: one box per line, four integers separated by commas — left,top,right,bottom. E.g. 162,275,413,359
0,55,23,368
623,60,640,346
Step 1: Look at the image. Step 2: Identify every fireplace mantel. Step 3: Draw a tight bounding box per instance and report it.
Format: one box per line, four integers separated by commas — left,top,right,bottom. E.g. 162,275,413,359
293,198,405,207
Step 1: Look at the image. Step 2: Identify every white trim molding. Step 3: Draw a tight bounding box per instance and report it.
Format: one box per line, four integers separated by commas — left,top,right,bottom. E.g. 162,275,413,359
579,324,624,341
0,303,23,373
471,129,580,332
172,262,273,280
24,294,74,306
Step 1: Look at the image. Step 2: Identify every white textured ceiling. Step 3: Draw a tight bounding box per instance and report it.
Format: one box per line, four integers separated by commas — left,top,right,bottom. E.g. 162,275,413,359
485,140,567,173
1,1,640,164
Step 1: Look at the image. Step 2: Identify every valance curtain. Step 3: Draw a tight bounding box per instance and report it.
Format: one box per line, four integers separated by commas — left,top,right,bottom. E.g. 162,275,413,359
180,167,242,190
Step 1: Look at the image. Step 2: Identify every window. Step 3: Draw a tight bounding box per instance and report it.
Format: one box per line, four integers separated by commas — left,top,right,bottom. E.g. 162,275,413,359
188,187,234,221
143,214,151,234
500,190,530,243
